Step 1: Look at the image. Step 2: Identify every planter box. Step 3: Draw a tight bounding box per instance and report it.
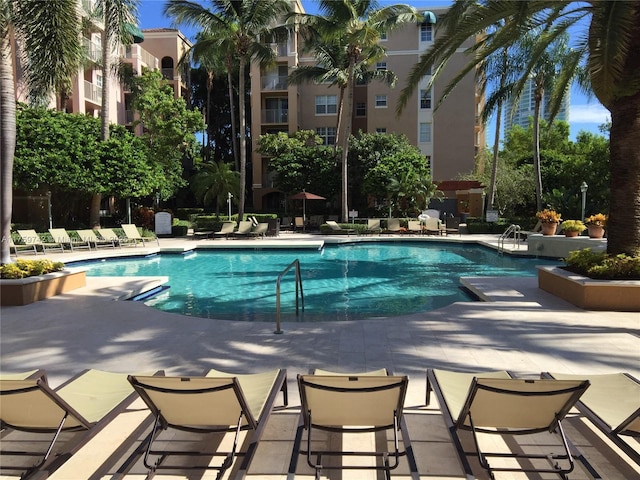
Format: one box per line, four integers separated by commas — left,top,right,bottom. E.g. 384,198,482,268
1,270,86,306
527,234,606,258
537,266,640,311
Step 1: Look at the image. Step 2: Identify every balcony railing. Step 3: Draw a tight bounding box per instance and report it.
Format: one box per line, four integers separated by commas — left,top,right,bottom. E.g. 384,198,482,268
84,80,102,104
125,109,135,124
262,109,288,124
123,45,158,69
161,68,175,80
268,42,288,57
261,76,288,90
82,37,102,64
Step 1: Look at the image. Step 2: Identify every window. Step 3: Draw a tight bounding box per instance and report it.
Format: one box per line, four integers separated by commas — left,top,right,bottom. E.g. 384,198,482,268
376,61,387,71
380,32,387,40
420,89,432,109
355,102,366,117
419,122,432,143
375,95,387,108
376,128,387,134
315,95,337,115
316,127,336,145
420,24,433,42
96,74,103,88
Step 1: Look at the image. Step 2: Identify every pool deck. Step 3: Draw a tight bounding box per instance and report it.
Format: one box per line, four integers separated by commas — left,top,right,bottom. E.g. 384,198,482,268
1,232,639,479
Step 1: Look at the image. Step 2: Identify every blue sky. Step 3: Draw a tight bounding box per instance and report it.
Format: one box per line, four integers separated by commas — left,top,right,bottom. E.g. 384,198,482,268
137,0,610,144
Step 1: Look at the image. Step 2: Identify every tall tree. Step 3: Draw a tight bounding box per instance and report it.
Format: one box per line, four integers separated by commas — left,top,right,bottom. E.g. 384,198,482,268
191,161,240,215
398,0,640,257
165,0,293,224
0,0,81,264
89,0,139,227
292,0,418,222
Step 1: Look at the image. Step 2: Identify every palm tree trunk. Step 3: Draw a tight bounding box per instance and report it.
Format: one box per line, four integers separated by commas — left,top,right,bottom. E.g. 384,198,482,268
226,58,239,172
237,57,246,223
532,92,543,212
0,33,16,264
608,95,640,256
340,60,356,222
334,86,345,153
487,98,502,209
206,71,212,162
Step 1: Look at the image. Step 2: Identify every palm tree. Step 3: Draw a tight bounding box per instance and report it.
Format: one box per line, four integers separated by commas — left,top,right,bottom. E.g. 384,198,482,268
165,0,293,224
89,0,139,227
292,0,418,222
1,0,81,264
191,161,240,215
398,0,640,257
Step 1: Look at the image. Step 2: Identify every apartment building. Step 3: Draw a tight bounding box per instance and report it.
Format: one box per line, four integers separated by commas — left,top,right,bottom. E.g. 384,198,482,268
504,77,569,130
250,5,485,211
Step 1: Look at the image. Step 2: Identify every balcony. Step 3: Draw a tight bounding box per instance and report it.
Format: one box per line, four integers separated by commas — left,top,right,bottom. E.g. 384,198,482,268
269,42,288,57
82,37,102,64
261,76,288,91
162,68,175,80
84,80,102,104
262,109,288,124
125,109,135,124
123,44,158,69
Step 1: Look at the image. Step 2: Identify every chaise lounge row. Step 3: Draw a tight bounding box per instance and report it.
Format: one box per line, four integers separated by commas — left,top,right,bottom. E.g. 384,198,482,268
9,224,158,256
1,367,638,479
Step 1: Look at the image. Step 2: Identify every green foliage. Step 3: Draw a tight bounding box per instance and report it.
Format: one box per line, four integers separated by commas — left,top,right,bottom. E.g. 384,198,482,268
560,220,586,233
190,161,240,214
171,224,189,236
565,249,640,280
175,208,205,222
258,130,339,199
1,259,64,279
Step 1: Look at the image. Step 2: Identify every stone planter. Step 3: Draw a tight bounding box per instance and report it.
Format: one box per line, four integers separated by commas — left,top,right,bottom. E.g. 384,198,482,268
587,225,605,239
564,230,580,237
541,223,558,236
538,266,640,311
0,269,86,306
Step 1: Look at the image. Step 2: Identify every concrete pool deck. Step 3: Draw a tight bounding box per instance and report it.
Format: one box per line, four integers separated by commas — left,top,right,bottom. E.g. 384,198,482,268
1,233,639,479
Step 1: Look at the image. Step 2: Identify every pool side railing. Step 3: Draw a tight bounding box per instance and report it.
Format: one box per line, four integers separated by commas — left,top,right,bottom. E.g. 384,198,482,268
275,259,304,334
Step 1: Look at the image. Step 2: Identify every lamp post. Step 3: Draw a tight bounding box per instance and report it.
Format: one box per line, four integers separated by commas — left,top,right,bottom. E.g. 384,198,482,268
580,181,588,223
227,192,233,220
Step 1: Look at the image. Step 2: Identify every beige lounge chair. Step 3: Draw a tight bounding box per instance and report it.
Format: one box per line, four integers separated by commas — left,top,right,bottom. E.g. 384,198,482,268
9,236,39,256
128,368,287,478
292,369,417,479
95,228,135,247
233,220,254,237
383,218,402,234
545,372,640,465
426,368,591,479
249,222,268,238
214,221,236,239
423,217,445,235
121,223,159,246
49,228,92,251
0,369,160,478
407,220,422,234
365,218,382,235
325,220,355,235
77,229,118,249
17,229,64,254
294,216,305,231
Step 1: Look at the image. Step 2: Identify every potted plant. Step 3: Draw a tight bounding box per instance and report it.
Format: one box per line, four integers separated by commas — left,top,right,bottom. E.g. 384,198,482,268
536,209,562,236
584,213,607,239
560,219,586,237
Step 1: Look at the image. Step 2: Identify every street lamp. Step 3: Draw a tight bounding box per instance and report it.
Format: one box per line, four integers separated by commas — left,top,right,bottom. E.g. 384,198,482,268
580,181,588,223
227,192,233,220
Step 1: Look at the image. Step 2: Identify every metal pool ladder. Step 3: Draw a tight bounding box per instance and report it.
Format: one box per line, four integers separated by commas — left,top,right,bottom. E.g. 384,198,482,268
275,259,304,334
499,224,522,253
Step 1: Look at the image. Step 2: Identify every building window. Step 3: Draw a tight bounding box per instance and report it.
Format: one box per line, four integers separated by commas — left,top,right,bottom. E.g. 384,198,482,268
420,24,433,42
420,89,432,109
356,102,366,117
419,122,432,143
96,74,103,88
376,128,387,134
317,127,336,145
375,95,387,108
376,61,387,71
316,95,337,114
380,32,387,41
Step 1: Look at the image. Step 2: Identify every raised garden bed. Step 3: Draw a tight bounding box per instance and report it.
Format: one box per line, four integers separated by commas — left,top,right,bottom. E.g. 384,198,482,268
1,269,86,306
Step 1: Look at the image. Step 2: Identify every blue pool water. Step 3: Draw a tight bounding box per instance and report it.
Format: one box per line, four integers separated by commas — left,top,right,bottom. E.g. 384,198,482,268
81,243,558,322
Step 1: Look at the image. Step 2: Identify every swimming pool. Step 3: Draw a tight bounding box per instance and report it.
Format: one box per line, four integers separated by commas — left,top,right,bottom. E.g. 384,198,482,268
80,243,559,322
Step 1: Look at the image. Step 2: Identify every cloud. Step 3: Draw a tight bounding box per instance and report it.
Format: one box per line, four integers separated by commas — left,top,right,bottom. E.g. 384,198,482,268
570,104,610,124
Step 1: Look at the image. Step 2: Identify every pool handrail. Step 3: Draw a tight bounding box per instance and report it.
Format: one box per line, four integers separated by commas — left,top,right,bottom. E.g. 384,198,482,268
275,259,304,334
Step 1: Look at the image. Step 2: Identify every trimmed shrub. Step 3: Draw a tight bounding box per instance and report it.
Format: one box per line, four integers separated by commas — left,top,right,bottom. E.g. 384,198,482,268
565,248,640,280
1,259,65,279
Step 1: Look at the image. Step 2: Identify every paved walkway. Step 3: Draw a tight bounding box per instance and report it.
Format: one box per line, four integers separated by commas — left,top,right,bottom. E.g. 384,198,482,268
1,233,639,479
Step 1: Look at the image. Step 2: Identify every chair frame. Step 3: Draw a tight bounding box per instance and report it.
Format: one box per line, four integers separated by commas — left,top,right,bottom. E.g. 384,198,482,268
128,369,287,479
291,371,418,480
426,369,595,480
543,372,640,466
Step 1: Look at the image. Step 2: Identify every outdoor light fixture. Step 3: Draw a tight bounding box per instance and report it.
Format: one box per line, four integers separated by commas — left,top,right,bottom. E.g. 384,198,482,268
580,181,588,223
227,192,233,219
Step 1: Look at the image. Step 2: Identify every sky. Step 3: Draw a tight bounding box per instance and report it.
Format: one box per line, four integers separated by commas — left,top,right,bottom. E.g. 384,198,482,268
136,0,611,144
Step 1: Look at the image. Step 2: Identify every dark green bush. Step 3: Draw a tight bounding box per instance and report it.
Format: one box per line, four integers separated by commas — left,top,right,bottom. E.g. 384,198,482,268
175,208,204,221
171,224,189,236
564,248,640,280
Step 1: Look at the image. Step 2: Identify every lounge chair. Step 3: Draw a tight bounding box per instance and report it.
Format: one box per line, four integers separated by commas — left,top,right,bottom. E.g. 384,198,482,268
445,216,461,236
121,223,159,246
233,220,254,237
77,229,118,249
544,372,640,465
423,217,445,235
128,368,287,478
213,221,236,239
17,229,65,254
95,228,136,247
292,369,418,480
383,218,402,234
407,220,422,235
48,228,92,252
294,216,305,231
325,220,355,235
249,222,268,238
426,368,591,479
9,236,39,256
0,369,160,478
364,218,382,235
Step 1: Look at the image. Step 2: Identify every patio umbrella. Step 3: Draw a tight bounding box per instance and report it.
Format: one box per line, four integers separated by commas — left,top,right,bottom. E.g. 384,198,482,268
288,190,326,223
